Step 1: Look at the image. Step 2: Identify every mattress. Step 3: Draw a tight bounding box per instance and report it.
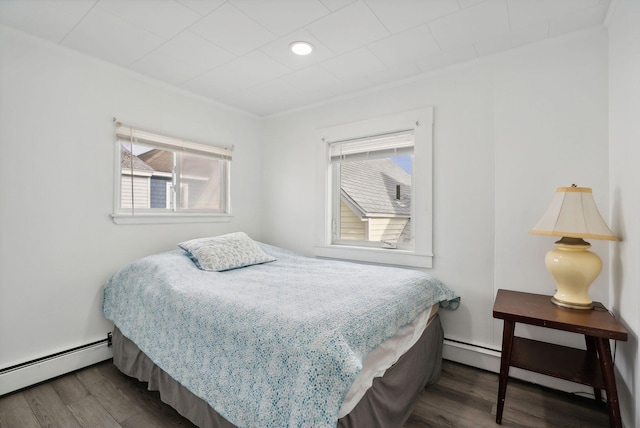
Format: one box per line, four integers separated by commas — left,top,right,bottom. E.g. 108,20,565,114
339,304,438,417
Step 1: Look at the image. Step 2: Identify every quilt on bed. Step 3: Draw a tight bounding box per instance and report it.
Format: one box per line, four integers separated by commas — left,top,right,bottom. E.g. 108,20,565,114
102,243,458,428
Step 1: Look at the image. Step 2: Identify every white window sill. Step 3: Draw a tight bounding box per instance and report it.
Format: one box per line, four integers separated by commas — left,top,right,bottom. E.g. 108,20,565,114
314,245,433,268
111,213,233,225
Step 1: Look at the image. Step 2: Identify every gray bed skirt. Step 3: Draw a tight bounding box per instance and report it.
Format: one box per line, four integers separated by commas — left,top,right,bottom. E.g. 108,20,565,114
112,314,444,428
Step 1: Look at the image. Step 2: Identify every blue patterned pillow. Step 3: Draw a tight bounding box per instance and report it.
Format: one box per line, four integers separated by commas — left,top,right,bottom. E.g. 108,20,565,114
178,232,276,272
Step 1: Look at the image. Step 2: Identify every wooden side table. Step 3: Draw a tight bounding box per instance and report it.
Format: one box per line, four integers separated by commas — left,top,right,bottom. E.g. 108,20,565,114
493,289,628,428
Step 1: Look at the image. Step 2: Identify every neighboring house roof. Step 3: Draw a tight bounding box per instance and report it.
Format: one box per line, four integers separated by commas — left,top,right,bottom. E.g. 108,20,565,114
340,158,411,217
138,149,215,178
121,147,153,171
138,149,172,173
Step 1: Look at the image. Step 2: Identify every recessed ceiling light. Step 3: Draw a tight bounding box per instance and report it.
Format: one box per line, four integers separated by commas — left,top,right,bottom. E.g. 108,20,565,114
289,41,313,56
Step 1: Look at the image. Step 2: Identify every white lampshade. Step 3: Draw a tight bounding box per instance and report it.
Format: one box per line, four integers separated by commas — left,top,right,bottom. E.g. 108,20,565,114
530,185,618,241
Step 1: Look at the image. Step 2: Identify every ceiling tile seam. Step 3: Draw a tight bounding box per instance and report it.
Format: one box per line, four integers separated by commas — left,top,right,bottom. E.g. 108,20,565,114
222,2,281,43
362,21,443,56
263,0,333,30
414,1,465,25
319,0,354,14
174,0,201,17
505,0,513,33
99,1,199,41
176,0,228,18
59,0,99,44
307,38,392,72
471,44,481,59
215,71,306,102
183,30,239,68
360,0,467,35
293,25,348,58
424,22,445,57
315,49,380,87
363,45,396,74
361,0,393,35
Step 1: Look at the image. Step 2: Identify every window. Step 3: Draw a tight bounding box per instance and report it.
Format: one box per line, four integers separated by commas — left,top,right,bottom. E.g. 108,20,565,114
330,131,414,249
113,123,232,223
315,108,433,268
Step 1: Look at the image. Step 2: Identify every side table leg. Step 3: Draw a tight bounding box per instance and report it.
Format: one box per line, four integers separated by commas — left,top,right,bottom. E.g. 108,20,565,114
496,320,515,424
585,336,603,404
595,338,622,428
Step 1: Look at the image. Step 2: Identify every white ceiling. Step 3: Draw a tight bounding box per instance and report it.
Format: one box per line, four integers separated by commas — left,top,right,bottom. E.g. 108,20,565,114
0,0,611,116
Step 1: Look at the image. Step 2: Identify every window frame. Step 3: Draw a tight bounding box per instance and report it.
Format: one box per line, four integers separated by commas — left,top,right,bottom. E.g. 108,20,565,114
314,107,434,268
111,123,232,225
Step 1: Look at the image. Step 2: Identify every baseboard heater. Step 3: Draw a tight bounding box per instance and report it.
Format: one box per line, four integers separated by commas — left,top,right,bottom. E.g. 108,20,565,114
0,332,113,396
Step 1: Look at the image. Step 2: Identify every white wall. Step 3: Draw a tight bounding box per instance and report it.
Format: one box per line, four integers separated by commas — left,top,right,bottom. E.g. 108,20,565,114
0,26,263,370
608,1,640,426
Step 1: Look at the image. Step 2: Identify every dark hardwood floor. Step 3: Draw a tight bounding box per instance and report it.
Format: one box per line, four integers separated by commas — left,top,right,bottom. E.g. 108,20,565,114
0,359,608,428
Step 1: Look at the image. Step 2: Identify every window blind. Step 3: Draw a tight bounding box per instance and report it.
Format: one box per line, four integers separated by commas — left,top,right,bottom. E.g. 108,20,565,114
329,130,414,163
115,123,232,160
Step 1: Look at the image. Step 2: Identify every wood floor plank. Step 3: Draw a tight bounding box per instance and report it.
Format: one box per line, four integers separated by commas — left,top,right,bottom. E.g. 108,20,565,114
0,392,41,428
50,373,89,406
22,383,82,428
426,381,495,414
406,393,484,428
120,409,197,428
67,395,121,428
119,412,164,428
492,384,606,427
415,386,550,428
96,362,196,427
75,365,140,423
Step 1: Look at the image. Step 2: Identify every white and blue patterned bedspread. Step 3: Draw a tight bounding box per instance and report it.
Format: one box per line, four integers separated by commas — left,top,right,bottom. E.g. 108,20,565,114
102,244,459,428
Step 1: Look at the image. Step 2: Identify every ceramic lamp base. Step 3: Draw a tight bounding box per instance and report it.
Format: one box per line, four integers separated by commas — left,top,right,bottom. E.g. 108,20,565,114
550,296,594,310
545,237,602,310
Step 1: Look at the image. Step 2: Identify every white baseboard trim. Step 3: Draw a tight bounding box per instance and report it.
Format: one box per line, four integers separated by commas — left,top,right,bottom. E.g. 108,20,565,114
0,341,113,396
443,339,597,398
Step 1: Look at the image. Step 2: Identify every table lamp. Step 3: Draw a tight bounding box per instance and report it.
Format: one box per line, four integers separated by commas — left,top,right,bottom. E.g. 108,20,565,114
529,185,618,309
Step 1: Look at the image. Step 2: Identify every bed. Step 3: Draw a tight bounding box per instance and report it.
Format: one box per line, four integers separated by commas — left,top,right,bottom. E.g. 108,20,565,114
102,233,459,428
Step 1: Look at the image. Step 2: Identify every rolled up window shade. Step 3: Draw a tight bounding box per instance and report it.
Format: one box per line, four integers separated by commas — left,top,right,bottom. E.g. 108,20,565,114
115,123,232,160
329,130,414,163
